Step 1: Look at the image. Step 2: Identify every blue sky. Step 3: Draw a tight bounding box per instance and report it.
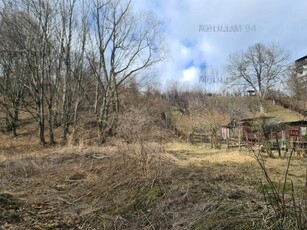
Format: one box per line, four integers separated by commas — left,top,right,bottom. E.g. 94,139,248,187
133,0,307,91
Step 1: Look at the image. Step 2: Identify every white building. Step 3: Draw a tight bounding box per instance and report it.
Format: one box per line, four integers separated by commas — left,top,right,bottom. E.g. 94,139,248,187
295,55,307,77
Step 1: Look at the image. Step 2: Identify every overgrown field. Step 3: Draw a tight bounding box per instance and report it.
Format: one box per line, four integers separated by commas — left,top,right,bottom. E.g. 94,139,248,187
1,140,307,229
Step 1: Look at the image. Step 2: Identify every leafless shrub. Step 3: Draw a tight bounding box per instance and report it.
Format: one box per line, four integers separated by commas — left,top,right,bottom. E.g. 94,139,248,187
117,107,153,143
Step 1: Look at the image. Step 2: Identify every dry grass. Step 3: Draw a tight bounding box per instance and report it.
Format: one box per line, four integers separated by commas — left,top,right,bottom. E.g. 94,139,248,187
1,131,307,229
165,141,307,187
165,141,307,229
0,141,165,229
164,142,255,165
0,154,6,164
2,93,307,228
247,101,304,122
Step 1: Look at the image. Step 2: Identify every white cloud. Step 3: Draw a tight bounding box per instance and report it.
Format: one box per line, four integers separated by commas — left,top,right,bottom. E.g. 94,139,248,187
180,45,191,57
181,66,200,82
133,0,307,86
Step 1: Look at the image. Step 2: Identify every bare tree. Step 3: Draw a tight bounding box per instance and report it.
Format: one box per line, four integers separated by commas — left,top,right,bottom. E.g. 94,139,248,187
0,0,58,144
88,0,165,143
189,98,229,148
53,0,88,142
0,0,89,144
20,0,56,145
0,8,26,136
0,52,25,136
165,82,189,116
226,43,290,114
69,2,89,141
0,0,164,145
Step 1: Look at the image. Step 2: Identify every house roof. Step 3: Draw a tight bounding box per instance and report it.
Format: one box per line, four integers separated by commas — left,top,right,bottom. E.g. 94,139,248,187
241,116,276,122
285,120,307,126
240,116,283,127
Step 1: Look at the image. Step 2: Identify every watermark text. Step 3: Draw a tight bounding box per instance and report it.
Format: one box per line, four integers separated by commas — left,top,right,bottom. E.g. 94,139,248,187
199,24,256,33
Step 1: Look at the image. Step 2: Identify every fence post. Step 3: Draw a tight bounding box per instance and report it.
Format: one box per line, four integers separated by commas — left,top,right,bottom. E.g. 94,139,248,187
189,133,194,144
227,137,229,151
239,127,241,151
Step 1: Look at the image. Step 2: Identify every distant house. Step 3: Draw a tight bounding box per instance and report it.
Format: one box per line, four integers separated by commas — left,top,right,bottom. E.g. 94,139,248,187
246,89,256,97
284,120,307,150
221,118,239,140
240,116,284,144
222,116,307,151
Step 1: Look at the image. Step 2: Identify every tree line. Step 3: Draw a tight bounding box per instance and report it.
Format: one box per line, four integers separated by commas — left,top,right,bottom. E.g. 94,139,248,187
0,0,165,145
1,0,306,146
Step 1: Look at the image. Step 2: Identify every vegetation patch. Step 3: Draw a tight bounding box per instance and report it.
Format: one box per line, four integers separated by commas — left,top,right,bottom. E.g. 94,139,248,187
0,193,23,224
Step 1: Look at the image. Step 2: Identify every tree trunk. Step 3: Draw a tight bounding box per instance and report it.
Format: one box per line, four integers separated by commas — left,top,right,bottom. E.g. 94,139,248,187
260,100,265,114
11,121,17,137
11,108,18,137
94,79,99,114
61,74,68,142
5,112,10,132
38,97,46,145
48,104,55,145
98,122,107,144
275,133,281,158
109,86,120,136
62,126,68,142
39,121,46,145
97,87,112,144
238,127,241,151
71,98,80,141
227,137,229,150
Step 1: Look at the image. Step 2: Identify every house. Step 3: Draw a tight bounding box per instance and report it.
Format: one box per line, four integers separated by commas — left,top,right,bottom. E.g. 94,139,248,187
240,116,284,144
246,89,256,97
283,120,307,150
222,115,307,151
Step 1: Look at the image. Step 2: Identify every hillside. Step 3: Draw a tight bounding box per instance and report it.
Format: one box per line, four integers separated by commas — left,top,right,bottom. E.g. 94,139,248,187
171,97,304,142
1,101,307,229
1,0,307,228
248,101,304,122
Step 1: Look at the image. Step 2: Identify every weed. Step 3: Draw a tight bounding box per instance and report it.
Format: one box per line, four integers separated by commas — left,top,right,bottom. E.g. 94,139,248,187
253,148,307,229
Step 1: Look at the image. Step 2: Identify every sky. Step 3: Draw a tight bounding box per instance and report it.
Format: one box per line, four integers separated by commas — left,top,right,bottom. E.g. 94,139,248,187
133,0,307,91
